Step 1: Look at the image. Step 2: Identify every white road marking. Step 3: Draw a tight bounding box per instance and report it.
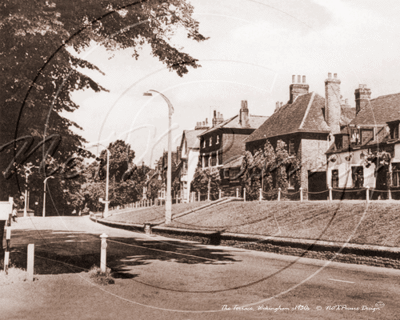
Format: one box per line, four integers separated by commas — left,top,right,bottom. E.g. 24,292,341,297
328,278,355,284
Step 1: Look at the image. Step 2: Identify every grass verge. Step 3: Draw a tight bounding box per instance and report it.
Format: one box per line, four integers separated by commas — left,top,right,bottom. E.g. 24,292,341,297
165,201,400,247
106,201,212,224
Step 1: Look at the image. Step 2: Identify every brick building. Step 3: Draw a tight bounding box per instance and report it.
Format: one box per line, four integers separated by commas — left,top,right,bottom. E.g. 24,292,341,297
326,89,400,199
197,101,268,194
245,74,355,198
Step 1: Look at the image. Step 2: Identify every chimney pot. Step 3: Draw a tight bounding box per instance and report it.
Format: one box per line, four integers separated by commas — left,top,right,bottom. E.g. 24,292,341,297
334,73,337,79
292,75,296,83
302,75,306,83
328,73,332,78
280,102,283,107
297,75,301,83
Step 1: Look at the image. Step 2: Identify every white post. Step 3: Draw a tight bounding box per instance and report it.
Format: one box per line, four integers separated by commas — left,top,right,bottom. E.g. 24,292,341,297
259,188,262,201
236,188,239,198
27,244,34,281
278,188,281,201
150,199,153,206
198,192,200,202
300,187,303,202
219,189,221,199
4,226,11,274
100,233,108,273
388,189,392,200
366,186,370,203
329,186,333,202
243,188,246,202
24,188,28,218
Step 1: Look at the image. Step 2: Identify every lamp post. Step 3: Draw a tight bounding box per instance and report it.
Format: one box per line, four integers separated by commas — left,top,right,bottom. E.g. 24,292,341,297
87,144,110,219
42,176,54,217
144,89,174,224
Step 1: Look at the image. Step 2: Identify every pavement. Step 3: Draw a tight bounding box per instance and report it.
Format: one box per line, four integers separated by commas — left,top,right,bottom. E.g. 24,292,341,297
1,216,399,319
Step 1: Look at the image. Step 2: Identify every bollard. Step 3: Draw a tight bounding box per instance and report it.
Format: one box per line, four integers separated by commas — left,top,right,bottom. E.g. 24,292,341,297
144,223,152,235
198,192,200,202
207,188,210,201
236,188,239,198
300,187,303,202
4,226,11,274
150,199,153,206
27,244,34,281
243,188,246,202
219,189,222,199
366,186,370,203
388,189,392,200
278,188,281,201
100,233,108,273
259,188,262,201
329,186,333,202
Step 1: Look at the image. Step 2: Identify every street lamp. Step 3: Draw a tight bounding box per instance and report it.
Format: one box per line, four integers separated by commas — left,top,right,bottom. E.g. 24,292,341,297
94,145,110,219
42,176,54,217
144,89,174,224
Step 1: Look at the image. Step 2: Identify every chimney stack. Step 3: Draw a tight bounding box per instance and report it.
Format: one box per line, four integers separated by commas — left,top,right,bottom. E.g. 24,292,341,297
325,72,341,134
355,84,371,115
289,74,309,104
212,109,224,127
239,100,250,127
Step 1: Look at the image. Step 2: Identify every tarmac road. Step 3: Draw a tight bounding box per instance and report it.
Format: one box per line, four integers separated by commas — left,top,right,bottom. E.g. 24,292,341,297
2,216,399,320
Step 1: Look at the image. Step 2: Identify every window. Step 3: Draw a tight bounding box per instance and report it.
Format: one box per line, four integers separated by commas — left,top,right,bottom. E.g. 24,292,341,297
204,155,209,167
350,128,360,144
391,124,399,139
218,151,223,165
351,166,364,188
209,137,212,146
342,135,349,150
289,139,295,155
331,169,339,188
216,135,220,144
202,139,206,148
392,163,400,187
211,153,217,166
361,129,373,144
230,168,240,179
224,169,229,179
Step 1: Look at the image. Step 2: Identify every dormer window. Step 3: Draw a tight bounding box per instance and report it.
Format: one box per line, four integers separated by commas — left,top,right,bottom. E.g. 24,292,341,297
391,124,399,139
350,128,360,144
209,137,212,146
216,135,220,144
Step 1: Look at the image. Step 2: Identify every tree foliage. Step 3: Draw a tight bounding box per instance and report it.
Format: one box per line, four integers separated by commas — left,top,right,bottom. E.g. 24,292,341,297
241,140,301,200
191,167,220,200
0,0,206,202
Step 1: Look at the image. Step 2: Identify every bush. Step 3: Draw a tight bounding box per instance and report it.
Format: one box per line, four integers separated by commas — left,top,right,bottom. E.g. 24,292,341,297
88,265,115,285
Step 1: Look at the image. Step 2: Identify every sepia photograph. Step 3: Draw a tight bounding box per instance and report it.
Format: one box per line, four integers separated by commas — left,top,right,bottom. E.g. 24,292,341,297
1,0,400,319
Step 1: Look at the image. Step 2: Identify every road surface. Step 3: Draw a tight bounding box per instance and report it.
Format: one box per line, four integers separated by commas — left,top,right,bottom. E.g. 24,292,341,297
1,216,399,319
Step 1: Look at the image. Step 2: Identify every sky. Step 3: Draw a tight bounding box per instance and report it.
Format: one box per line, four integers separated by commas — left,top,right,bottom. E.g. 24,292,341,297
64,0,400,167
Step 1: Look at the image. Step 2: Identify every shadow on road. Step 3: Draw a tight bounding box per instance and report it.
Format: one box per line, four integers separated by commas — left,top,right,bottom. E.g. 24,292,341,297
6,228,238,278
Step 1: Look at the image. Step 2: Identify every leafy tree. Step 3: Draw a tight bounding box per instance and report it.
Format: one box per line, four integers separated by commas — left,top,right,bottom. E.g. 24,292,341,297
0,0,207,200
241,139,301,200
191,167,220,200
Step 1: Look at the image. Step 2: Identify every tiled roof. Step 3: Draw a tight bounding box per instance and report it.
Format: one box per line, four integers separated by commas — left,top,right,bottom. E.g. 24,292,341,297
182,129,207,149
351,92,400,125
246,92,330,143
198,114,268,136
340,106,356,126
222,155,244,169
